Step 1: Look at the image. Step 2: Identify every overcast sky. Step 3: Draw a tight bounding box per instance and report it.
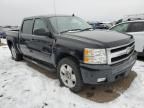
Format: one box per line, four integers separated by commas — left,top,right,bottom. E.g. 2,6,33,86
0,0,144,26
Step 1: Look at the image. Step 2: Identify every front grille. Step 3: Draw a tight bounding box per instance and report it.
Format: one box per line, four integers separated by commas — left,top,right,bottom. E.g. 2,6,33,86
107,41,135,65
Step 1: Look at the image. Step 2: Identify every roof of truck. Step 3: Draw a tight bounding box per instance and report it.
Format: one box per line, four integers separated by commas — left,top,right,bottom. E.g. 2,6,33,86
24,14,74,20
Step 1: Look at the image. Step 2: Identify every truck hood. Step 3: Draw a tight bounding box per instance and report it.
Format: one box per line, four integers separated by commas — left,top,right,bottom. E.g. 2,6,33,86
63,30,133,48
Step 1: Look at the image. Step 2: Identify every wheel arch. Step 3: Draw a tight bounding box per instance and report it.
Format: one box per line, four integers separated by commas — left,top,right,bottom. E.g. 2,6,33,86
7,39,21,54
55,52,80,67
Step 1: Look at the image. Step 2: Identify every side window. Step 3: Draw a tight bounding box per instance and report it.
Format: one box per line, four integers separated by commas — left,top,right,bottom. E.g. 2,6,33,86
128,22,144,32
22,19,33,34
111,23,129,33
33,19,48,35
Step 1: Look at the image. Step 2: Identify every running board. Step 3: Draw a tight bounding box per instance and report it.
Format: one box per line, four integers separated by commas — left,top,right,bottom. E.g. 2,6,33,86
23,56,56,72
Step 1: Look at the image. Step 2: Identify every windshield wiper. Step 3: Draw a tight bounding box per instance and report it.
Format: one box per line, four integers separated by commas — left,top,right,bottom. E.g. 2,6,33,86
60,29,82,33
81,28,93,31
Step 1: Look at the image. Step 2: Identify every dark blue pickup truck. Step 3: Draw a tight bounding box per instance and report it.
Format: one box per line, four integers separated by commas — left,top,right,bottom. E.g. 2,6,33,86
6,15,137,92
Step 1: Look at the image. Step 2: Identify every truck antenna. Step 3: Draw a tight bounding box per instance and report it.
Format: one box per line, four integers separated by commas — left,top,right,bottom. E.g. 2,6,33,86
53,0,59,34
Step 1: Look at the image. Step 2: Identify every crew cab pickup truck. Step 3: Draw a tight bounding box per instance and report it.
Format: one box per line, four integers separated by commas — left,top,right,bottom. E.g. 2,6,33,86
6,15,137,92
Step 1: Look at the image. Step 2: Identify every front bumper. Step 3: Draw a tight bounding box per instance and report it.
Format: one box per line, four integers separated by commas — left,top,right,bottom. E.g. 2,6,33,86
80,52,137,84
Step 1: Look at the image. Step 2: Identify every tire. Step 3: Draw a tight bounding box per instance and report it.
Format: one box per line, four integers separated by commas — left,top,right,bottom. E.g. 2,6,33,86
57,57,83,92
10,45,23,61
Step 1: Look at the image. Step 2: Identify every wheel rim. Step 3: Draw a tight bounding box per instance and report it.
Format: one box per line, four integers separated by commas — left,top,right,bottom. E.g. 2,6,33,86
11,46,16,58
60,64,76,88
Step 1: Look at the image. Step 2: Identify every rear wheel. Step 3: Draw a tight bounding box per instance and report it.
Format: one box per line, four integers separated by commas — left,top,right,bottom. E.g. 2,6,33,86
57,57,83,92
10,45,23,61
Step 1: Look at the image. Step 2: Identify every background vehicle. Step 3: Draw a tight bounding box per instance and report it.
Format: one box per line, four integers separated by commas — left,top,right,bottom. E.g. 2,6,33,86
0,26,18,39
88,21,109,29
0,27,7,38
6,15,136,92
115,13,144,25
110,20,144,56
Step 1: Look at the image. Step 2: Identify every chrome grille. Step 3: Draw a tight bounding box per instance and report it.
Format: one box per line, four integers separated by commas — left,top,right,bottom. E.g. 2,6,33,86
107,41,135,65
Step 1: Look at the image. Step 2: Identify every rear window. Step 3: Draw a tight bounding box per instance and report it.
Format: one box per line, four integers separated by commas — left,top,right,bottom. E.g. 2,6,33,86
128,22,144,32
22,19,33,34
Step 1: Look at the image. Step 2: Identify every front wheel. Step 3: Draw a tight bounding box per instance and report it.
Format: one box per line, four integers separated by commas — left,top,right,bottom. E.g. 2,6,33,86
57,57,83,92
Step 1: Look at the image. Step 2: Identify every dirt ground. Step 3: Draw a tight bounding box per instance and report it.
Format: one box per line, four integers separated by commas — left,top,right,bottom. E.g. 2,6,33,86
0,43,5,46
27,62,137,103
0,40,6,46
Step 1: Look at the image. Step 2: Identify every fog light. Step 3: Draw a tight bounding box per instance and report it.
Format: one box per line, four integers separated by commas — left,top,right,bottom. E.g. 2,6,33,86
97,78,106,82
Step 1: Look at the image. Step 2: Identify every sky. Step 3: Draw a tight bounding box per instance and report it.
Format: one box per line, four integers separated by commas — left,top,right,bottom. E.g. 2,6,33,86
0,0,144,26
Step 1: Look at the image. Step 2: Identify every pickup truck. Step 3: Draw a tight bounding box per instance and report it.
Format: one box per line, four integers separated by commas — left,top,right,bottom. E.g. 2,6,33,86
6,15,137,92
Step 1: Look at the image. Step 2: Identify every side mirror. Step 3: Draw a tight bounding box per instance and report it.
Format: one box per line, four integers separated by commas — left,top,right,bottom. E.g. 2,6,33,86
33,28,52,37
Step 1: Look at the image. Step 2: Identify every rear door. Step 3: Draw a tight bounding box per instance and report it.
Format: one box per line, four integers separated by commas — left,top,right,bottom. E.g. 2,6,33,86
30,18,54,63
19,19,34,57
127,22,144,52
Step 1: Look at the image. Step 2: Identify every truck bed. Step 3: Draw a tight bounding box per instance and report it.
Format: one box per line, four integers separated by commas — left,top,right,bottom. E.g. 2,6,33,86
6,30,19,38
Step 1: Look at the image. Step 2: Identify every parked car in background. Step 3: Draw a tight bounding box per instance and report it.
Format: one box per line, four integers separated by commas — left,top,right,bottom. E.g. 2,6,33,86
115,14,144,25
0,26,18,39
110,20,144,56
0,27,7,38
6,15,136,92
88,22,109,29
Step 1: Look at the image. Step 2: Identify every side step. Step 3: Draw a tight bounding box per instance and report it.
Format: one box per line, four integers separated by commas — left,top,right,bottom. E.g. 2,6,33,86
23,56,56,72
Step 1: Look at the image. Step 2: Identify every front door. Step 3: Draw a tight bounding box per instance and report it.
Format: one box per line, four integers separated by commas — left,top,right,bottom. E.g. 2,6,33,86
30,18,54,64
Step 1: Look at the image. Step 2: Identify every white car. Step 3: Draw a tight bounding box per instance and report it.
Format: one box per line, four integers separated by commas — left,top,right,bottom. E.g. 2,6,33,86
110,20,144,56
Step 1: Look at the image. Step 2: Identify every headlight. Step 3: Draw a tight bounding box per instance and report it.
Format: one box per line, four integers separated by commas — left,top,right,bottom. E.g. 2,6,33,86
84,48,107,64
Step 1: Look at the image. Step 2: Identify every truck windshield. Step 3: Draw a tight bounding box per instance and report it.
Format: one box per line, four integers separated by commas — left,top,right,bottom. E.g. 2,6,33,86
49,16,92,33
